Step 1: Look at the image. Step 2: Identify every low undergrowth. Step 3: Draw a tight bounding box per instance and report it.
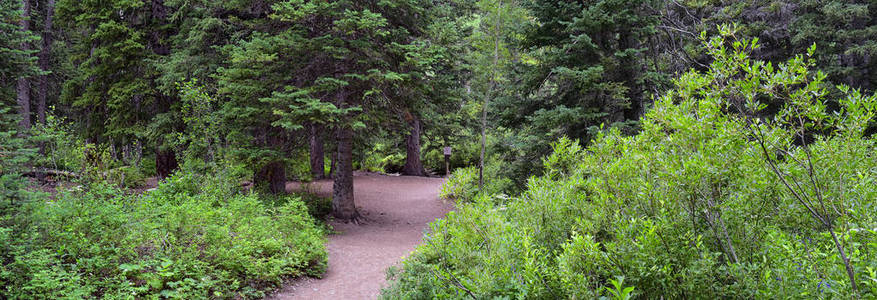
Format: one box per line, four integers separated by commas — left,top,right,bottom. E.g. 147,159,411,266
439,157,514,203
0,171,327,299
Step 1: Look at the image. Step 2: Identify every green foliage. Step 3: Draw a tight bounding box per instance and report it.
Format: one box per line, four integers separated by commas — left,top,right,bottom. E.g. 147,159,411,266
421,125,493,175
383,34,877,299
174,80,223,166
30,113,86,172
10,0,877,298
0,0,40,97
0,103,38,212
0,171,327,299
258,190,333,222
296,192,333,222
603,276,635,300
357,139,407,173
57,0,165,143
438,166,478,201
438,156,513,203
362,151,406,174
484,0,660,187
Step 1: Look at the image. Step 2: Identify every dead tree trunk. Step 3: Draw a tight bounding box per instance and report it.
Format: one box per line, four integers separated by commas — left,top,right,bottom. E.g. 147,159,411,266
16,0,32,130
333,125,358,221
310,123,326,180
401,114,426,176
36,0,55,125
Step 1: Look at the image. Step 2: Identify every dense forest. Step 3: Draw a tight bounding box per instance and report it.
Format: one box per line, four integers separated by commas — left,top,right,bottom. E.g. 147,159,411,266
1,0,875,298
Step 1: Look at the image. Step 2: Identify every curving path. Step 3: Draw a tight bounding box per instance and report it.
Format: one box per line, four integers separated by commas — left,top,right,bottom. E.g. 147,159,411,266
268,173,453,300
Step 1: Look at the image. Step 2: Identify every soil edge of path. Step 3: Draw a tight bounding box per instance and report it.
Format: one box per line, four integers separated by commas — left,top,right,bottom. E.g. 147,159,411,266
267,173,453,300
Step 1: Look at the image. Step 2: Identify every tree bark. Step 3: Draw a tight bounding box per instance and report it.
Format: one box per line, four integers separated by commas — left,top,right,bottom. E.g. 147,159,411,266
16,0,32,130
36,0,55,125
401,114,426,176
255,160,287,194
310,123,326,180
155,148,178,179
333,125,358,221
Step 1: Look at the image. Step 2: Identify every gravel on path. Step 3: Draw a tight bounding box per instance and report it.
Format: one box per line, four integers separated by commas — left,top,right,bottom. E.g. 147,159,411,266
268,173,453,300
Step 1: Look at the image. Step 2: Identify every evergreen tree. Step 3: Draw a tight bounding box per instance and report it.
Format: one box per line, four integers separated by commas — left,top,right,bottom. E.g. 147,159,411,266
509,0,660,137
0,0,39,102
792,0,877,90
245,0,440,219
215,30,314,194
57,0,180,177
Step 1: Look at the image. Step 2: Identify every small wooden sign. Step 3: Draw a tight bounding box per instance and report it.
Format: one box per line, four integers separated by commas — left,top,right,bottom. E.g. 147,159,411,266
443,146,452,156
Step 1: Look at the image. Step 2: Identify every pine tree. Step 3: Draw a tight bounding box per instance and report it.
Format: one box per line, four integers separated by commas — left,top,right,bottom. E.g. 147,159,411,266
229,0,441,218
15,0,34,130
0,0,39,101
57,0,181,177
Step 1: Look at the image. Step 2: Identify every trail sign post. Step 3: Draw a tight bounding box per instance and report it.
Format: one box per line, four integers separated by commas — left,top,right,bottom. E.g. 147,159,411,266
443,146,452,176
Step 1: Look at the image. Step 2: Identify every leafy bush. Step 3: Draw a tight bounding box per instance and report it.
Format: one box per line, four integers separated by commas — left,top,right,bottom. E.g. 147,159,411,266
259,191,333,222
438,156,514,203
421,129,487,175
0,171,327,299
358,141,407,174
382,31,877,299
438,166,478,200
295,192,333,221
30,113,87,173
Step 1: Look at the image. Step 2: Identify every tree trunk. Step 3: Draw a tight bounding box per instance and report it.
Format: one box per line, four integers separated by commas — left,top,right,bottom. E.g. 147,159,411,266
333,125,358,221
402,114,426,176
310,123,326,180
36,0,55,125
255,160,287,194
155,148,178,179
16,0,32,131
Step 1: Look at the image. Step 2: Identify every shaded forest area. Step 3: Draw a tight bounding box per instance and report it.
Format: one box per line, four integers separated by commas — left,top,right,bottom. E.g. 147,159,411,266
2,0,876,298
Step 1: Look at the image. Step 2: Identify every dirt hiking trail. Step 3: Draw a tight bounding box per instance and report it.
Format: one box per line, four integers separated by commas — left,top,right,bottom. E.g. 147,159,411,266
268,173,453,300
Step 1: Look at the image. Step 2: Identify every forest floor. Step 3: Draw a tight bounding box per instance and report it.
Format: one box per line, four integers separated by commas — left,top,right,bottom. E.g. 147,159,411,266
268,172,454,300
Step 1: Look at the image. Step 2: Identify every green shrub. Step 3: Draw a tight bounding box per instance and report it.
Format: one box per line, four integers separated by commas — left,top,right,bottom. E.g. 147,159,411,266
421,130,486,174
360,142,406,173
275,149,315,182
438,166,478,201
31,113,86,173
438,156,514,203
259,191,333,221
295,192,333,221
0,171,327,299
383,31,877,299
